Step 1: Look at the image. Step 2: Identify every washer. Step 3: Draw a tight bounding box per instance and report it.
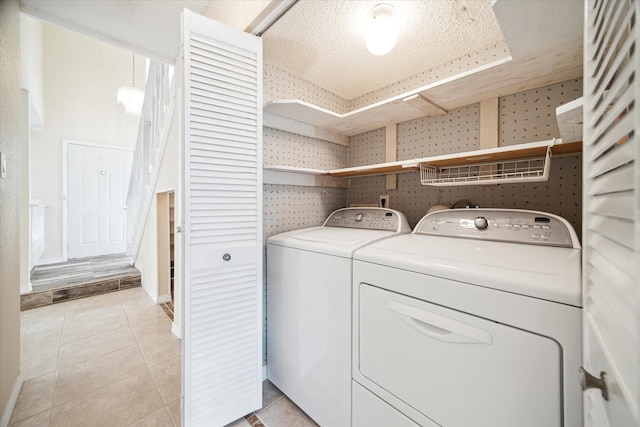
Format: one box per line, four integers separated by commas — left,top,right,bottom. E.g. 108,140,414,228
352,208,582,427
267,207,410,427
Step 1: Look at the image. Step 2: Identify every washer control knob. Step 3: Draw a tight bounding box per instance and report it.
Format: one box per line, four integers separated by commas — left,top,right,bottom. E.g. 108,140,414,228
355,213,364,222
474,216,489,230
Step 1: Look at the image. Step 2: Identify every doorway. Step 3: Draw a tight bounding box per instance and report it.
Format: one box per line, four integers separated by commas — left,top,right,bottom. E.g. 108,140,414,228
157,191,175,319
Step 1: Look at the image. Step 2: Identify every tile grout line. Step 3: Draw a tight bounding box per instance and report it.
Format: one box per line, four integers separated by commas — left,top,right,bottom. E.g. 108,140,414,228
14,288,164,426
49,306,68,423
50,300,135,411
124,296,178,425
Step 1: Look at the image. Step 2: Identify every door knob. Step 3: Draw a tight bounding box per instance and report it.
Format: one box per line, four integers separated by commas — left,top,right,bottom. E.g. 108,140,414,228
579,367,609,401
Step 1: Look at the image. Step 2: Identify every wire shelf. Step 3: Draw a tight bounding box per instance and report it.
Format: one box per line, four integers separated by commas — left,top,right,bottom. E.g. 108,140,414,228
420,148,552,186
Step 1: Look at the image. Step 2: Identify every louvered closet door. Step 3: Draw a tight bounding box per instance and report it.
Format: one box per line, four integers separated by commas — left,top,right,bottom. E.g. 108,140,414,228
182,9,263,427
583,0,638,426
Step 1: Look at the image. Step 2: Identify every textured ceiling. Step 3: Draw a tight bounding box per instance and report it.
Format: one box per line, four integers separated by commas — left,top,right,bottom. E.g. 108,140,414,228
262,0,506,100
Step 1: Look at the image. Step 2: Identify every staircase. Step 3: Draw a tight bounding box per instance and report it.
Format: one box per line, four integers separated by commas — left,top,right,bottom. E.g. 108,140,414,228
125,60,176,260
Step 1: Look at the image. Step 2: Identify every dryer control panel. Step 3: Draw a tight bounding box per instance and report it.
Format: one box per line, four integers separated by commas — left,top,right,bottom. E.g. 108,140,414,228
414,208,580,248
324,208,410,233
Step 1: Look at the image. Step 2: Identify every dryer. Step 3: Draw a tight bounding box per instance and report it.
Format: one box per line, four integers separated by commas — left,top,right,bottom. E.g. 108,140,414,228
267,207,410,427
352,208,582,427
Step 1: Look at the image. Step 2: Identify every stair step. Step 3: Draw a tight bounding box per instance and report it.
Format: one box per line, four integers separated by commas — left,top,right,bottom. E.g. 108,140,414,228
21,273,141,311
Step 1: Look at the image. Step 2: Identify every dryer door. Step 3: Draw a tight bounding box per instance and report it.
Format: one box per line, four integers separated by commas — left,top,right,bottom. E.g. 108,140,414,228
358,284,562,427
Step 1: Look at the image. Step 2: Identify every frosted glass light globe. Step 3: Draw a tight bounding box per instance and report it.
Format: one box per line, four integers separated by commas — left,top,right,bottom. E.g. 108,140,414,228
365,4,398,56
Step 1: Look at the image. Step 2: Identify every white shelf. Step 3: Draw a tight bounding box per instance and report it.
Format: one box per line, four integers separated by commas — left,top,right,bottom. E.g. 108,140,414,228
264,95,446,138
414,140,555,167
556,97,583,143
264,140,581,186
263,165,348,188
263,112,349,146
264,165,327,175
325,139,581,178
326,159,419,178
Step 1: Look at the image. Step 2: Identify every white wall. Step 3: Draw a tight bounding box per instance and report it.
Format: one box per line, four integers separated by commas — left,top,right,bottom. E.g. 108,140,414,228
20,15,44,128
206,0,273,31
30,22,146,263
134,72,181,332
0,0,23,424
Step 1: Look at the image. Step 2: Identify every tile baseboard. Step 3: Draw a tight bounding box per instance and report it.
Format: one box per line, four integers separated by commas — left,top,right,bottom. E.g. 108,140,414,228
21,275,142,311
1,373,23,427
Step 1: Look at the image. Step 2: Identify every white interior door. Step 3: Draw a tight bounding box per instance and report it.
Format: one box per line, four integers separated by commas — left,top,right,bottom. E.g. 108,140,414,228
181,9,263,427
67,142,133,259
582,0,638,426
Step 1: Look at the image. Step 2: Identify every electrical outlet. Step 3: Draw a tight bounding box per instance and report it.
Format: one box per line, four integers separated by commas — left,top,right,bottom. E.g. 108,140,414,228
379,194,390,208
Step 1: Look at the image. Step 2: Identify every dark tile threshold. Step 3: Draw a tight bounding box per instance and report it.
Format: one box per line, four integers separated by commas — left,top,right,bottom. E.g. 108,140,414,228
21,274,142,311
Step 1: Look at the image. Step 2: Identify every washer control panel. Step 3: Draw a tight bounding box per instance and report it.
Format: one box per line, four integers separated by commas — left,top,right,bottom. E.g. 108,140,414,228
324,208,410,232
414,208,579,248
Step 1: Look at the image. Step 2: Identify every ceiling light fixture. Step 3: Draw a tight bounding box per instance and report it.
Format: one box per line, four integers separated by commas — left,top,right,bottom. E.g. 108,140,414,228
365,3,398,56
117,53,144,116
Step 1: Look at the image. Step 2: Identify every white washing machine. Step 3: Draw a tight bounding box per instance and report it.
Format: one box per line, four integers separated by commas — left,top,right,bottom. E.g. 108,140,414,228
267,207,410,427
352,208,582,427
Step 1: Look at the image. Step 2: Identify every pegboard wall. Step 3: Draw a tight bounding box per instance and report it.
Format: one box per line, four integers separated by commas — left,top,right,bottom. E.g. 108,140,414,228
347,78,583,237
397,104,480,160
500,79,583,146
263,185,346,239
264,62,350,114
347,128,386,166
350,41,509,110
264,127,347,170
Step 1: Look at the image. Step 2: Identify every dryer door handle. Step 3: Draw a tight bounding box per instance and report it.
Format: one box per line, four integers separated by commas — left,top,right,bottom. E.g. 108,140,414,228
387,300,492,345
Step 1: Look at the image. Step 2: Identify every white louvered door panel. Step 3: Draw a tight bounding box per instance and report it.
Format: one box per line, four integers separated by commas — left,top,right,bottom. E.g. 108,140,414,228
583,0,638,426
182,10,263,427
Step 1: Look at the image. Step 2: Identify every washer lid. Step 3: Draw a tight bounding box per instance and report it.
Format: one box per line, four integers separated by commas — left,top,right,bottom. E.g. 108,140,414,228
267,207,411,258
354,234,582,306
268,227,402,257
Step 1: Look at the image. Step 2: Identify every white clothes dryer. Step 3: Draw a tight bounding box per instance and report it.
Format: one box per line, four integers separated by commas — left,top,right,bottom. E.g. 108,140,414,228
352,208,582,427
267,207,410,427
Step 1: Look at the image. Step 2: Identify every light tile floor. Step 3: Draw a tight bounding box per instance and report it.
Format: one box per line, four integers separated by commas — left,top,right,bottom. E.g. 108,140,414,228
13,287,317,427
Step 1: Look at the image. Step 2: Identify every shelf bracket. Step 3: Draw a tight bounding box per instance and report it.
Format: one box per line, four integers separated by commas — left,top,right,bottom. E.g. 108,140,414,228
480,98,499,176
403,94,447,116
480,98,499,149
385,125,397,190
